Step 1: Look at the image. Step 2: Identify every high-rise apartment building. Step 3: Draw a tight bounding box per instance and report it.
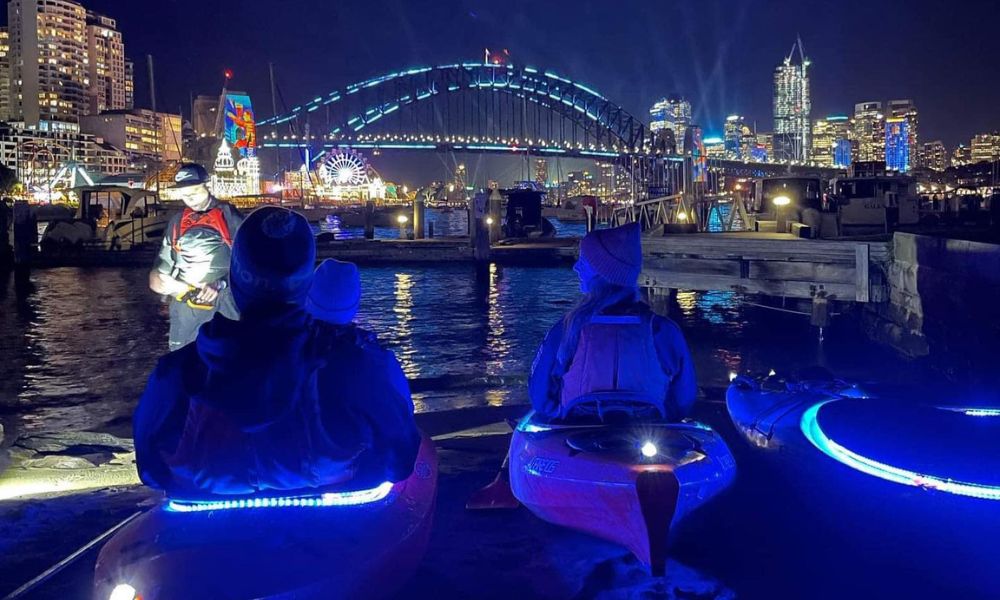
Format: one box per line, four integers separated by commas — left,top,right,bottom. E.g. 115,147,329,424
812,115,851,168
7,0,90,130
124,59,135,110
920,141,948,171
851,102,885,163
86,11,128,114
773,38,811,162
5,0,133,130
0,28,9,121
649,95,692,153
885,100,918,172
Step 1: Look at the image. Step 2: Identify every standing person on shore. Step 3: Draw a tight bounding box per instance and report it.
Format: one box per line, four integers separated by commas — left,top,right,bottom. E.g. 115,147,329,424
149,163,243,351
528,222,697,422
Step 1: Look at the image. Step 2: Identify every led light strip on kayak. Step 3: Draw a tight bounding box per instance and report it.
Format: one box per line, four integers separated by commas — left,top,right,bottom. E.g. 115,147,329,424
166,481,395,512
801,402,1000,501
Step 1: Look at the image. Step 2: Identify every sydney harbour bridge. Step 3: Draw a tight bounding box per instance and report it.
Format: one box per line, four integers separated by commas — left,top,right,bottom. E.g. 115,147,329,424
259,62,841,201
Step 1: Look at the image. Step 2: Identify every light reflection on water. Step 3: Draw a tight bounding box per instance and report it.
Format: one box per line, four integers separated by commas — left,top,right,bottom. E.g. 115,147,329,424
0,264,929,440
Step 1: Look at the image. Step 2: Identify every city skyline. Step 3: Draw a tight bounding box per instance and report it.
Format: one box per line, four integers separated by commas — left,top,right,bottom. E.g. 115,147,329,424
3,0,993,151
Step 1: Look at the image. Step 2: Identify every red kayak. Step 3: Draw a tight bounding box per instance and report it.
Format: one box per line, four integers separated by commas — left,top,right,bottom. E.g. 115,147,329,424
93,434,437,600
509,410,735,576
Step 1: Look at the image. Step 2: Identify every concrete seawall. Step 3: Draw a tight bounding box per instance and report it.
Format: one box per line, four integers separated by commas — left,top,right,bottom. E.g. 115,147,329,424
866,232,1000,376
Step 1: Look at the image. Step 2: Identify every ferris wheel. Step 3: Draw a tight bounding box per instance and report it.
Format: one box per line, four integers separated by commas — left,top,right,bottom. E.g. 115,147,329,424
320,149,370,187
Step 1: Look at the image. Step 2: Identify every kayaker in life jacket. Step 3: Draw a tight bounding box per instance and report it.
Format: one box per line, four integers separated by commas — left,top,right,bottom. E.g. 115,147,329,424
306,259,419,484
528,222,697,422
134,207,420,496
149,163,243,351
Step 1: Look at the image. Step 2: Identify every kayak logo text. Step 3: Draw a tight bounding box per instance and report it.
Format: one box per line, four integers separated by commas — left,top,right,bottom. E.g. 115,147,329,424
526,457,560,475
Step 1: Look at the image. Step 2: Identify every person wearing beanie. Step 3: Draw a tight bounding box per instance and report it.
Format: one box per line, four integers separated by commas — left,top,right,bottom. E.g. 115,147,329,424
528,222,697,422
149,162,244,351
134,207,420,496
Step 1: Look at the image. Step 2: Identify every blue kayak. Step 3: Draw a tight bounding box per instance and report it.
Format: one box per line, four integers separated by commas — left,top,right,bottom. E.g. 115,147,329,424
726,375,1000,501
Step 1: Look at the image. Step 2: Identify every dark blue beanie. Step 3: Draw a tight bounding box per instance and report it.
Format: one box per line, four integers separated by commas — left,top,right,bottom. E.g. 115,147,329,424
230,206,315,311
578,222,642,288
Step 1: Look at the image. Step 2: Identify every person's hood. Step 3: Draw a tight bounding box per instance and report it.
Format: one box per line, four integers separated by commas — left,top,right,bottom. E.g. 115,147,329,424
193,308,320,432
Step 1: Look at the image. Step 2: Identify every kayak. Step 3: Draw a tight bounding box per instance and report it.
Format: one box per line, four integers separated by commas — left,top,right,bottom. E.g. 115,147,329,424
93,434,438,600
509,410,736,575
727,374,1000,500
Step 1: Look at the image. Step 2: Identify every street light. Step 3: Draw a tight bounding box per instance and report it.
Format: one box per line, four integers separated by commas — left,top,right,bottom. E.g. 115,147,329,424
397,214,409,225
772,195,791,207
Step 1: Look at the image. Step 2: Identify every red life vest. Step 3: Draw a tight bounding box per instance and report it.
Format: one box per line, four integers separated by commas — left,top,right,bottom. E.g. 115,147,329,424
558,313,669,415
171,206,233,252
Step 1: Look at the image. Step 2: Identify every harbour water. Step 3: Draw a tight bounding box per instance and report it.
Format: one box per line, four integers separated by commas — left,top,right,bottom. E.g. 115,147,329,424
1,258,994,598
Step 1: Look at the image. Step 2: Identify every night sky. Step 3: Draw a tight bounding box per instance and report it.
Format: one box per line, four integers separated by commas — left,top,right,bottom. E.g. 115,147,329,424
7,0,1000,181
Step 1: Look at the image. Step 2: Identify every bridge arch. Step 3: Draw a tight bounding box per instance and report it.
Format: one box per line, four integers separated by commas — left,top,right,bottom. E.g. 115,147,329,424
261,63,650,154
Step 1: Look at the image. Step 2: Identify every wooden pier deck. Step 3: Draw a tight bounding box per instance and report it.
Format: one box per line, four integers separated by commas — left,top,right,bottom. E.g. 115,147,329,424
641,232,892,302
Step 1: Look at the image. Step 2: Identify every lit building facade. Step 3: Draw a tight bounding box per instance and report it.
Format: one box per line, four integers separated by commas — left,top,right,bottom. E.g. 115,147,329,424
7,0,90,130
649,95,692,153
86,11,128,114
970,133,1000,164
0,122,128,192
851,102,885,163
952,144,971,166
920,140,948,171
703,137,725,159
124,59,134,110
773,39,811,162
724,115,745,160
885,100,918,172
755,132,774,161
0,28,9,121
534,158,548,187
80,109,183,162
811,115,851,168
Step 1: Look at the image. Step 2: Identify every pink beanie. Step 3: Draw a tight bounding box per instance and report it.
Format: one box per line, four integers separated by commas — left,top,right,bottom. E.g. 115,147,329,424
578,222,642,288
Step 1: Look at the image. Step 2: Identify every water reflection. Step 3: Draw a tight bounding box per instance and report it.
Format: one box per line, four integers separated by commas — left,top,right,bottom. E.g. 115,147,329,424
391,272,418,378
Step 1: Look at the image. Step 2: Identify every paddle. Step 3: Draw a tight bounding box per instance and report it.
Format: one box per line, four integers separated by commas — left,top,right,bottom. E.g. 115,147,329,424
466,452,520,510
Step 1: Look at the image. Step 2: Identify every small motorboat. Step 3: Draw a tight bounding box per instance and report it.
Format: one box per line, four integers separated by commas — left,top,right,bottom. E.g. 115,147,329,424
93,434,438,600
509,400,736,576
727,374,1000,501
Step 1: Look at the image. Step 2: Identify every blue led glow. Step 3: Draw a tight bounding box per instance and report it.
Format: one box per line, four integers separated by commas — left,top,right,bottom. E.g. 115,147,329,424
942,407,1000,417
801,402,1000,501
166,482,394,513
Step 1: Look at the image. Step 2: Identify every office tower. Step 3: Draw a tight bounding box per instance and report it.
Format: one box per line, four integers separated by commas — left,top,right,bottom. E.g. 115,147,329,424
920,141,948,171
773,38,811,162
649,95,692,152
851,102,885,163
885,100,918,172
969,132,1000,164
724,115,745,160
812,115,851,168
124,60,134,110
952,144,971,166
79,108,184,162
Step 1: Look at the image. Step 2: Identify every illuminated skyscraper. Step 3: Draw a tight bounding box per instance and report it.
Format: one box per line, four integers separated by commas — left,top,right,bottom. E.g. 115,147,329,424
851,102,885,163
124,59,134,110
7,0,90,130
0,28,9,121
86,11,129,114
920,141,947,171
703,137,725,159
952,144,971,166
724,115,745,160
885,100,918,172
812,115,851,168
773,38,811,162
649,95,692,152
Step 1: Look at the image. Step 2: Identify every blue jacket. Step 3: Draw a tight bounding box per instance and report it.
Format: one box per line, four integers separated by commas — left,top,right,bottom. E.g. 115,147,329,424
134,308,420,496
528,303,697,421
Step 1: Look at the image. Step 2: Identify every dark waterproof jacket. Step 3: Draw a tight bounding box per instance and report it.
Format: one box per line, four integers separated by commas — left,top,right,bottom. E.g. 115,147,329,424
134,308,420,497
528,302,697,422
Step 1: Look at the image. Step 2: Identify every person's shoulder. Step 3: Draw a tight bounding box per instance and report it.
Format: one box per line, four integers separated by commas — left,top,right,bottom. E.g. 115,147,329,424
647,309,684,336
216,201,244,221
